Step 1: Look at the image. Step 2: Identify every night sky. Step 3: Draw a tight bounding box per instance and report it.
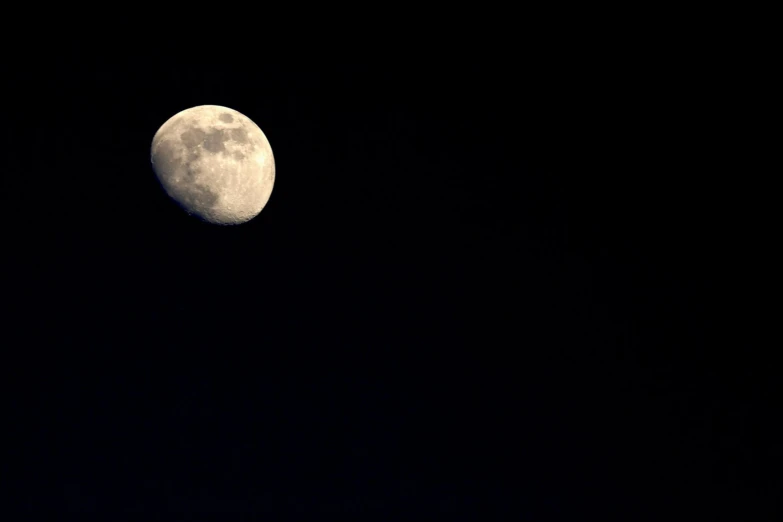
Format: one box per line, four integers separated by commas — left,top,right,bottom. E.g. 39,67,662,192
2,35,772,520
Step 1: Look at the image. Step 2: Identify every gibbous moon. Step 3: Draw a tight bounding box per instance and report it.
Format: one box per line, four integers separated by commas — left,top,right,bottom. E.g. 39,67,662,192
151,105,275,225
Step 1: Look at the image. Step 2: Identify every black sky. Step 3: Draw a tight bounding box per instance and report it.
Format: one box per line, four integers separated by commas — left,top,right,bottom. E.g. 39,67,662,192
1,34,772,520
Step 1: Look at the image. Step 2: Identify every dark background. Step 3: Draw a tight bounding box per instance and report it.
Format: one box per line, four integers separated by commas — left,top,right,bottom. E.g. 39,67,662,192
1,32,772,520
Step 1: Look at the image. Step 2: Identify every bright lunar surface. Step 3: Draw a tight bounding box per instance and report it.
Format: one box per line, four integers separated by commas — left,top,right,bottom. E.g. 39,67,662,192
150,105,275,225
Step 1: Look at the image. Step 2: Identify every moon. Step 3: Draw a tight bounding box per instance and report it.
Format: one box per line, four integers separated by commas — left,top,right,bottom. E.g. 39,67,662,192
150,105,275,225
